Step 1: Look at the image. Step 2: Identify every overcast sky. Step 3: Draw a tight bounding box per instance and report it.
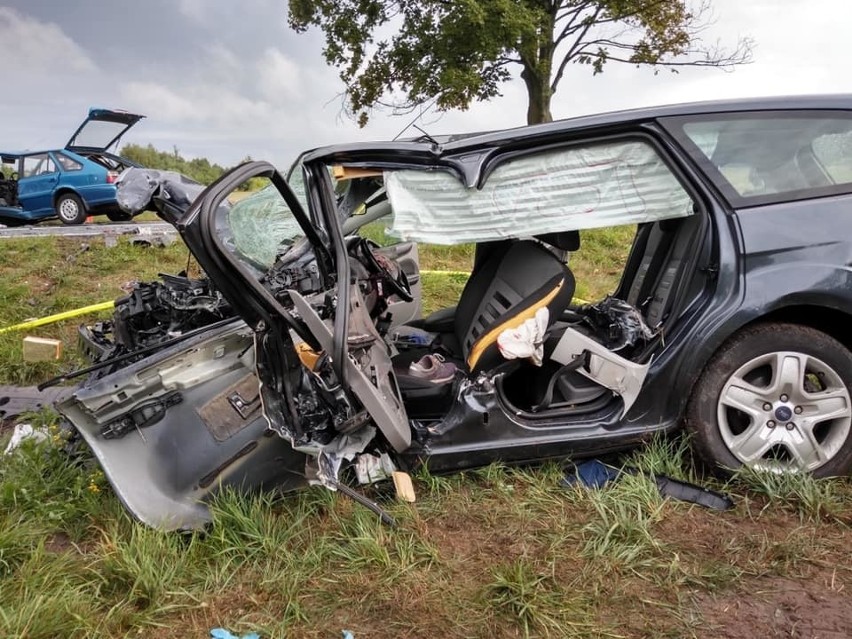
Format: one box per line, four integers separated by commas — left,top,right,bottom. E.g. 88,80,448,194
3,1,851,168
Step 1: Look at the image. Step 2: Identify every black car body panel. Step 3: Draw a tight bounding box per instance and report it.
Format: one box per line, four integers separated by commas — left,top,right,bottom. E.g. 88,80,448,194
56,95,852,528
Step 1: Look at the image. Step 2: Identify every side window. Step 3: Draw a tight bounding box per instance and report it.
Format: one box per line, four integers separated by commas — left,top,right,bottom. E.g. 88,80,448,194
671,113,852,205
812,131,852,183
22,153,57,177
56,153,83,171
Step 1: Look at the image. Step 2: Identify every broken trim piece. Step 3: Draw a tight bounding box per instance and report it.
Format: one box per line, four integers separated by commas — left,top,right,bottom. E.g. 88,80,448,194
550,326,651,415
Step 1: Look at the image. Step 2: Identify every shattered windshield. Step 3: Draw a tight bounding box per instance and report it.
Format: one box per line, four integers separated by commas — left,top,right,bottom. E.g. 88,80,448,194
222,182,305,270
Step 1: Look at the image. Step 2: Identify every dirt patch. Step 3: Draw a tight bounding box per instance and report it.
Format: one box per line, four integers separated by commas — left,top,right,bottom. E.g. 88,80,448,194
44,531,75,554
697,572,852,639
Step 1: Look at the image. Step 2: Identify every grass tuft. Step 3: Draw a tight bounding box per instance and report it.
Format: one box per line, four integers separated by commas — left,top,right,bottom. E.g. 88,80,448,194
580,471,666,566
732,466,848,522
486,558,562,638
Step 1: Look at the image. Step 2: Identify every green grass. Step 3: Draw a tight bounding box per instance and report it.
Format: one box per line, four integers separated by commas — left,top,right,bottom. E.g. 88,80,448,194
1,231,850,637
0,432,849,638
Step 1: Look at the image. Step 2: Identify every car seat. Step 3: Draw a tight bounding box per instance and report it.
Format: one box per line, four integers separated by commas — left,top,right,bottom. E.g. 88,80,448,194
393,235,576,417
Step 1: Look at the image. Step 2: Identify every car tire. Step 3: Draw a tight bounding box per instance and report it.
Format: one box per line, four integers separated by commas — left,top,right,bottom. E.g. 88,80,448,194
55,193,87,225
106,211,132,222
685,323,852,477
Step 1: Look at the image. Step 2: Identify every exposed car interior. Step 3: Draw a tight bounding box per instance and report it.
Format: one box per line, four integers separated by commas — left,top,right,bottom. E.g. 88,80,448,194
393,233,577,418
0,156,19,207
321,176,703,427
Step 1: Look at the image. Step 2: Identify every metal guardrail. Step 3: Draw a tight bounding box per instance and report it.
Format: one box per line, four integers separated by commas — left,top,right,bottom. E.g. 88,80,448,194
0,222,178,245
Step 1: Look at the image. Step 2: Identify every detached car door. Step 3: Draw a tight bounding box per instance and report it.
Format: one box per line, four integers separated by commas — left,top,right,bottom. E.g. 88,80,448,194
179,162,412,462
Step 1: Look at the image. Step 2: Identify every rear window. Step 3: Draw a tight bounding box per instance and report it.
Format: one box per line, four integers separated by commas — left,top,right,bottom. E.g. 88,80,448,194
56,153,83,171
667,112,852,207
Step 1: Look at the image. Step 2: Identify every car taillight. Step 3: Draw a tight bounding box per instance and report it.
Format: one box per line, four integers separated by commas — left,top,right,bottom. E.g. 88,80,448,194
106,171,120,184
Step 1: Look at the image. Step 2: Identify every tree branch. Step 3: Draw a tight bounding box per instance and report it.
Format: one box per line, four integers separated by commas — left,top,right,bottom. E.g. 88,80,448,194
552,6,602,92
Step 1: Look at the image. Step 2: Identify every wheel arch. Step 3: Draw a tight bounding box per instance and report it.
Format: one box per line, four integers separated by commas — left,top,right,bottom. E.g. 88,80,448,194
53,187,85,207
668,301,852,423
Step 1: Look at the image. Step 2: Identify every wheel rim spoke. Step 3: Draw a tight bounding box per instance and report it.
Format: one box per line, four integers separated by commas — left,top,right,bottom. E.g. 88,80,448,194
729,422,773,463
801,389,851,423
771,352,807,399
720,378,768,421
786,426,827,469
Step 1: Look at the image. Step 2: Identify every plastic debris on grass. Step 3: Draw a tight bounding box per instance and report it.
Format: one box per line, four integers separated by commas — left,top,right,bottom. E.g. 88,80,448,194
3,423,48,455
563,459,735,510
209,629,261,639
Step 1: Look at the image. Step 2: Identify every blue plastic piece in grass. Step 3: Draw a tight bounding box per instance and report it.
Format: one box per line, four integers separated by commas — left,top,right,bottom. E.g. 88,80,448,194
562,459,621,489
210,629,261,639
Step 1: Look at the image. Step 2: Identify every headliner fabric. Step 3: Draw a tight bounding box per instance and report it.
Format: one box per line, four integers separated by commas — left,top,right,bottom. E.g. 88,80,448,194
385,140,694,245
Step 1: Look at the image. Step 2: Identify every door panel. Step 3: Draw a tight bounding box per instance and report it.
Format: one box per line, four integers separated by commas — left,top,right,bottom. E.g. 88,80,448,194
181,161,411,458
57,321,307,530
17,153,59,214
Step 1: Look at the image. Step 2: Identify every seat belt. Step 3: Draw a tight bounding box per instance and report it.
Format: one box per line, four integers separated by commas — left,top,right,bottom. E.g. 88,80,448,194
531,355,585,412
634,228,676,312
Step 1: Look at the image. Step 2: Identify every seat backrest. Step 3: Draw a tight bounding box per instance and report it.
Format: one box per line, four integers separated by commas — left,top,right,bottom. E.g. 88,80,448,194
455,240,575,373
626,222,676,308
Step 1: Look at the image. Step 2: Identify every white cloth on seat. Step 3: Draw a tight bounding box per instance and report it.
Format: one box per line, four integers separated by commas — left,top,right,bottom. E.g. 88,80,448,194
497,307,549,366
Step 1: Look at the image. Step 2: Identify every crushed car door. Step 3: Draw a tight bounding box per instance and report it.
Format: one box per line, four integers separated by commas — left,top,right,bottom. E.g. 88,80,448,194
57,320,309,531
180,162,411,472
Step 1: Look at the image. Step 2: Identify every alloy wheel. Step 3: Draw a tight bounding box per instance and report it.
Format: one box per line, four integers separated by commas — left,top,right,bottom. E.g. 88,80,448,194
58,198,80,221
717,351,851,472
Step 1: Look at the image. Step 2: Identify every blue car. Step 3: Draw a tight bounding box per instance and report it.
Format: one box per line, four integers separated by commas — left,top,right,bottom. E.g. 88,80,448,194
0,108,145,225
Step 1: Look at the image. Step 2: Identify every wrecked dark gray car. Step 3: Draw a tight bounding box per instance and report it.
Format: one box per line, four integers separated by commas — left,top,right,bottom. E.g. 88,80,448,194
56,96,852,529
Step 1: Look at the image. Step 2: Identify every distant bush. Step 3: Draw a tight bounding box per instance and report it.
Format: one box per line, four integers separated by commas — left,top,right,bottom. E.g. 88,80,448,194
120,144,265,190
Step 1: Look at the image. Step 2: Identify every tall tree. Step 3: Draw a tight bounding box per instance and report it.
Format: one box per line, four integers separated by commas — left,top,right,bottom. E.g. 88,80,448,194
288,0,752,125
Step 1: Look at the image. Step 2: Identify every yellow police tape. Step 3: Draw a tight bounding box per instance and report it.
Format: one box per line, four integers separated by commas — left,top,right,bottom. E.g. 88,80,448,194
420,269,469,276
0,300,116,334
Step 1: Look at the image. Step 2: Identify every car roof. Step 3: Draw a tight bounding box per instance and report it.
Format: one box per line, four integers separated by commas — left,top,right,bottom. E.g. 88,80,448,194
1,150,55,157
305,94,852,163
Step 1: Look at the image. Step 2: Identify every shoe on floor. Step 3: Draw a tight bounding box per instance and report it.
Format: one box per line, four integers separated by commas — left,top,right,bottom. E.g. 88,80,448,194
408,353,457,384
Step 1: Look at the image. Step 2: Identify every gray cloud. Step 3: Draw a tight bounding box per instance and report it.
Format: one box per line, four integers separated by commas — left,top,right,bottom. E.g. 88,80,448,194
4,0,852,169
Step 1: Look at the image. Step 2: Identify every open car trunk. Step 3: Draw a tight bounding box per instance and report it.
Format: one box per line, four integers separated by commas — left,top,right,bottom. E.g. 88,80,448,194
66,108,145,153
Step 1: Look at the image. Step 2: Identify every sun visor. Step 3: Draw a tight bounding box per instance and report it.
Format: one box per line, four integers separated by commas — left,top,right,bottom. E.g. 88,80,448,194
384,140,694,244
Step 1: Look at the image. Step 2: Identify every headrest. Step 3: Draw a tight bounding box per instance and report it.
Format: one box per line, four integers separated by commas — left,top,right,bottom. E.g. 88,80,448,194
535,231,580,251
